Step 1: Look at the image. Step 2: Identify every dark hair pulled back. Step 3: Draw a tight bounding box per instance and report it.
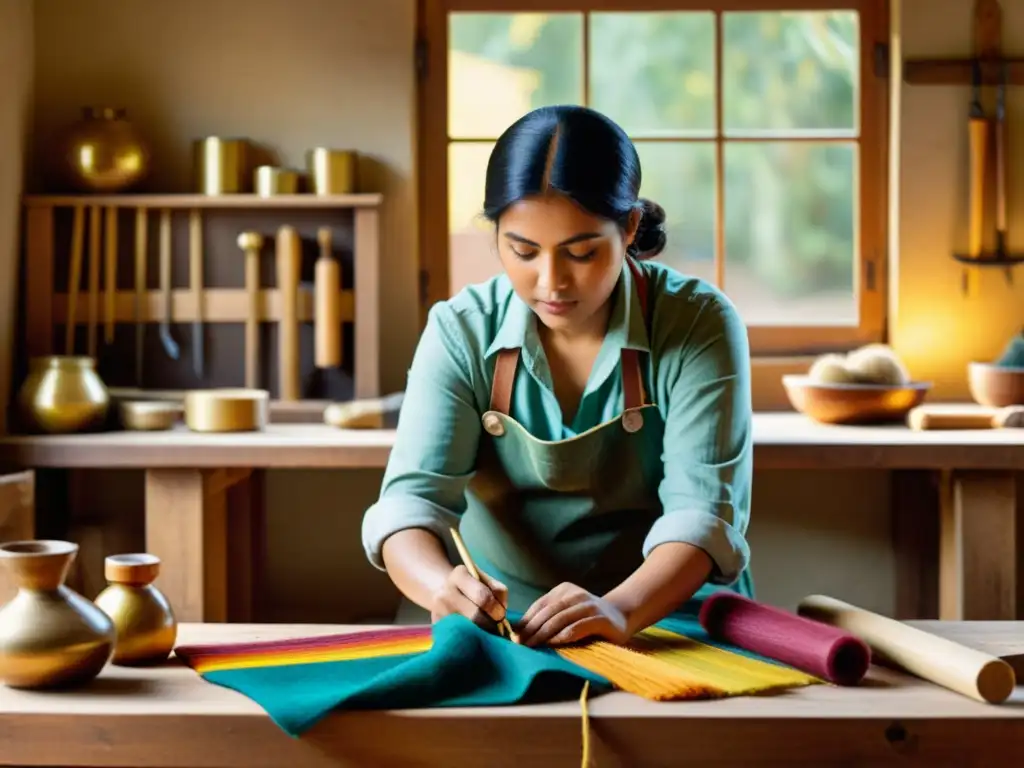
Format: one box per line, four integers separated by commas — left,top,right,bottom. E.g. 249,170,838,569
482,105,666,259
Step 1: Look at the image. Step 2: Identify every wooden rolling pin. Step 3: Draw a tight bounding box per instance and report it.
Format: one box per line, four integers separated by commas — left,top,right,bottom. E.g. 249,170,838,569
324,392,405,429
315,227,342,368
797,594,1015,704
907,404,1024,430
276,225,301,401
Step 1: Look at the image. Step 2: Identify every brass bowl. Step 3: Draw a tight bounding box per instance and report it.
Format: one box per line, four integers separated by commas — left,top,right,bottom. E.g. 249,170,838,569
782,375,932,425
968,362,1024,407
119,401,181,431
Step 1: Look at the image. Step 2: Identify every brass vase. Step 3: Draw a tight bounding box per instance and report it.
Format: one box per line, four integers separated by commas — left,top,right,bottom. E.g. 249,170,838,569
0,540,115,689
94,554,177,666
58,106,150,193
16,355,110,433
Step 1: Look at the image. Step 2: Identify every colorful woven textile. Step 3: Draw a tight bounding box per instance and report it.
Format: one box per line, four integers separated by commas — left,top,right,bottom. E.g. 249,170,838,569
176,613,820,737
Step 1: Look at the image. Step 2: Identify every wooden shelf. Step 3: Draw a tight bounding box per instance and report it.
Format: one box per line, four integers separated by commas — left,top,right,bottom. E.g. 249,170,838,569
21,193,383,209
51,287,354,325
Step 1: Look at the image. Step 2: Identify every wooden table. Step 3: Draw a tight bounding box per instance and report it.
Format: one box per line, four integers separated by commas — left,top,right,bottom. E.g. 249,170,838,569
2,620,1024,767
0,414,1019,623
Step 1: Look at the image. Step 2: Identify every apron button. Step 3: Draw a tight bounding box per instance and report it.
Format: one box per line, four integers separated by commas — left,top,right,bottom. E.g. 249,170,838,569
622,410,644,433
482,412,505,436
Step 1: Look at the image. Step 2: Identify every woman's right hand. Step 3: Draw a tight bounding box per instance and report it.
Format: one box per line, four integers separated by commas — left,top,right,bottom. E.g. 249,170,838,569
430,565,509,629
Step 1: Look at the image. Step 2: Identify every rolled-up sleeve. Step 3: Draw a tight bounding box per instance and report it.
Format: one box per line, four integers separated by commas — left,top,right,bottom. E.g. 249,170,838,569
361,303,482,570
643,294,753,585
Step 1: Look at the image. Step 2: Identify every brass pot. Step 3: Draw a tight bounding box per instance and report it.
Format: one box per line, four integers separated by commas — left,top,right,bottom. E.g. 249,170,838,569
58,106,150,193
17,355,110,433
0,540,116,689
94,554,177,666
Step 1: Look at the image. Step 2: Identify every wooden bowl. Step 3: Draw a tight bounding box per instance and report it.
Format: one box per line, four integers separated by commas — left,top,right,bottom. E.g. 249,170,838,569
782,375,931,425
968,362,1024,407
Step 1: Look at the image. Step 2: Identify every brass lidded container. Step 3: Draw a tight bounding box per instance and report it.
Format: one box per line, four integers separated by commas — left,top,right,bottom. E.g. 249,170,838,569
94,553,177,666
254,165,301,197
194,137,249,195
307,147,356,194
0,540,116,689
16,355,109,434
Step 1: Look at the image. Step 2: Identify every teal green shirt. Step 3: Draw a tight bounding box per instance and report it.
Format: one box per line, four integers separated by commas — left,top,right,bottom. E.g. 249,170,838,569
362,259,753,585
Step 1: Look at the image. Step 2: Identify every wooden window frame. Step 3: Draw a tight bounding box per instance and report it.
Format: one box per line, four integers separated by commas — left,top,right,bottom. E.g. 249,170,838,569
416,0,890,357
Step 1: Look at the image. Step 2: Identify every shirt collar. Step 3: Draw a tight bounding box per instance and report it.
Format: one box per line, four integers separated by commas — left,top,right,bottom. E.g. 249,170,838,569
484,260,650,361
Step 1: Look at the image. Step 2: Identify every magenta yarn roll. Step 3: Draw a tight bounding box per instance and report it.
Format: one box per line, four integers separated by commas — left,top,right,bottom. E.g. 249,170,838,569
698,592,870,686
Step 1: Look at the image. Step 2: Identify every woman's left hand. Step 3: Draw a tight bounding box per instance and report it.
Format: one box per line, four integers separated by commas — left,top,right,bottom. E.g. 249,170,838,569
515,582,631,647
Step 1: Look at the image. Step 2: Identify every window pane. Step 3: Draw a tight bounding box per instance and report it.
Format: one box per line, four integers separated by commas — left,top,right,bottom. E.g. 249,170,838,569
635,142,715,284
724,141,856,326
723,11,858,134
448,142,501,295
589,12,715,136
448,13,583,139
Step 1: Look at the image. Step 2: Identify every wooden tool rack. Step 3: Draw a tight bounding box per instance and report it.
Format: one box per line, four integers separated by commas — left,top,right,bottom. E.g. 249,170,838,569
18,193,382,412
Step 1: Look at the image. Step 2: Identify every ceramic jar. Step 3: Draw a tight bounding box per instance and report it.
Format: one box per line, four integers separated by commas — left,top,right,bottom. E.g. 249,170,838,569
16,355,110,434
94,554,177,665
0,540,115,689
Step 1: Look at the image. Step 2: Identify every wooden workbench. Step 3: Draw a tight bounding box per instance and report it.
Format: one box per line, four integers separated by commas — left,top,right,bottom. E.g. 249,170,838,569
0,413,1019,624
2,620,1024,767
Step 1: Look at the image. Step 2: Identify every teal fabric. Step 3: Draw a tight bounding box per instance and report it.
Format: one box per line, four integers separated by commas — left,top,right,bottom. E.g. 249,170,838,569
201,614,612,737
362,258,754,599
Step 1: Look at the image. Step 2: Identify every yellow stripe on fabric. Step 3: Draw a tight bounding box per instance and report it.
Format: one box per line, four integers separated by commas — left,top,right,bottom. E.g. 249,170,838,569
192,638,433,674
556,627,820,701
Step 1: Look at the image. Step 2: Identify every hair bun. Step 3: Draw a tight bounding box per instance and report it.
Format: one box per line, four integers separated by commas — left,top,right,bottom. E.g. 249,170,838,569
632,198,666,259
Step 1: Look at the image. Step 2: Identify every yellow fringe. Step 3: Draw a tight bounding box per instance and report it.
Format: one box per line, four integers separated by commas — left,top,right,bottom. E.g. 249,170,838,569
557,626,821,702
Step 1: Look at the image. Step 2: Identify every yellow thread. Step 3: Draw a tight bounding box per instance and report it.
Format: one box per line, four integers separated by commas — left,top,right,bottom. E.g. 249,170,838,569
557,627,820,701
579,680,591,768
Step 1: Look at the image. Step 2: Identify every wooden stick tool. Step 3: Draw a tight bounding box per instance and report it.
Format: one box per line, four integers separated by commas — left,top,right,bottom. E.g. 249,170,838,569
158,209,180,360
236,231,264,388
134,208,148,385
275,225,301,401
64,205,85,355
798,594,1015,704
449,526,518,642
190,209,205,379
314,227,342,369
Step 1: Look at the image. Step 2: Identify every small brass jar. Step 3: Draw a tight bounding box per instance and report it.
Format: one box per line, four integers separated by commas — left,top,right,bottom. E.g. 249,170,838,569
16,356,109,433
94,554,177,666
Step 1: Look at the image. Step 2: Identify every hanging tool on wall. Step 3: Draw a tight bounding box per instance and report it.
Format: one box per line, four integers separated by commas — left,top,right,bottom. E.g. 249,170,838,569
190,209,205,379
276,225,301,401
64,205,85,355
237,231,264,388
159,209,180,360
135,209,148,385
952,0,1024,293
963,59,988,298
993,62,1011,285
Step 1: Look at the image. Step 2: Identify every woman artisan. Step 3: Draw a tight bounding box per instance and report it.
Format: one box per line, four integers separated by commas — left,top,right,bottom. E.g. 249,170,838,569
361,105,753,648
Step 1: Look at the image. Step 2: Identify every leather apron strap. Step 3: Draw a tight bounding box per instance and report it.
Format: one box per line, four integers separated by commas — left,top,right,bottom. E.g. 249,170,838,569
488,257,651,416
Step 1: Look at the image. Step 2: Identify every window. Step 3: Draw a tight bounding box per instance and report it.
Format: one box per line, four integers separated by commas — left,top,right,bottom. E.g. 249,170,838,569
417,0,888,356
